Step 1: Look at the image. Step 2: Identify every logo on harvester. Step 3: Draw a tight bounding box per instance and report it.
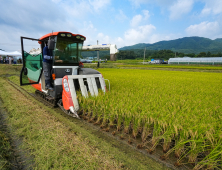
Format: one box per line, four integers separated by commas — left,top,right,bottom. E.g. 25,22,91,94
65,69,70,73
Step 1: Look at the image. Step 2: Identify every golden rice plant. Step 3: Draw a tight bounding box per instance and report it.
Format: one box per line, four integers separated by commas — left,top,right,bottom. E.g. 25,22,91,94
78,68,222,168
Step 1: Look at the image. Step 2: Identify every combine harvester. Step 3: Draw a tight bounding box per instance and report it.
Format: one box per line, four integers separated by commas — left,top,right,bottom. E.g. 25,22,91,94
20,31,109,118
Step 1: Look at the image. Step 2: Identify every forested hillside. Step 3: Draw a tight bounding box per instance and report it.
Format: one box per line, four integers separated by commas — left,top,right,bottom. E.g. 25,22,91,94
120,37,222,54
116,49,222,60
81,36,222,60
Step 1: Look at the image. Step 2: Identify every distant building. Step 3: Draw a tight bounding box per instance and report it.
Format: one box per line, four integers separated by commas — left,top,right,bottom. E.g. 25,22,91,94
168,57,222,65
150,58,164,64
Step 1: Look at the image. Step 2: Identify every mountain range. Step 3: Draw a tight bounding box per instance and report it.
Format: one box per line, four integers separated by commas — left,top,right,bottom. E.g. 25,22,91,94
119,37,222,54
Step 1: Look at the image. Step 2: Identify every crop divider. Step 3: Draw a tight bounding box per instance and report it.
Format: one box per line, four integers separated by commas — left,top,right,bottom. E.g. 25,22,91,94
67,74,107,112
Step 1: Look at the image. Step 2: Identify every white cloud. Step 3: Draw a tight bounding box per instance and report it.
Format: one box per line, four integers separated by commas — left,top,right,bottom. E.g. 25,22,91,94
201,0,222,16
82,29,180,49
115,10,128,22
113,25,183,48
81,21,97,45
129,0,149,8
91,23,158,48
0,0,112,51
186,21,221,39
155,0,177,7
51,0,62,3
124,24,156,45
142,10,150,20
59,0,111,18
0,25,23,51
61,1,92,18
116,37,124,46
97,33,110,44
0,0,72,51
83,21,97,32
129,0,222,17
130,15,143,27
129,0,194,20
169,0,194,20
149,33,181,44
200,7,211,16
129,0,177,8
130,10,150,27
89,0,111,11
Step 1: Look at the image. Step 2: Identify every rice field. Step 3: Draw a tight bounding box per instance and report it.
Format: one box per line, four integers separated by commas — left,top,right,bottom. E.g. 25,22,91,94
118,64,222,70
79,68,222,169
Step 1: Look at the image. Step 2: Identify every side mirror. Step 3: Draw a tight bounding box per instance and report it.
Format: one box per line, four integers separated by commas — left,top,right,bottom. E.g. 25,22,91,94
48,39,55,50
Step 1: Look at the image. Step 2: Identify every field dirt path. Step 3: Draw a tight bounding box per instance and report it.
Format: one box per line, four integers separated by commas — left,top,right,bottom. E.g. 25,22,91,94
0,99,34,170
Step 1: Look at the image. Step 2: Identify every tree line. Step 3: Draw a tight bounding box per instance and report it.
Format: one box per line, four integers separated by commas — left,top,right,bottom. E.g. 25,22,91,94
81,49,222,60
116,49,222,60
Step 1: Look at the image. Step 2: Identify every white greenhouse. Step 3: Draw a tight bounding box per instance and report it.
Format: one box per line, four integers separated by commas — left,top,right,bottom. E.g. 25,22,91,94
168,57,222,65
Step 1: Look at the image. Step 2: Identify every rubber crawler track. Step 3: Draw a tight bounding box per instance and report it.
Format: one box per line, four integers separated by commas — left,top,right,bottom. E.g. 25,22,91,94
6,79,79,118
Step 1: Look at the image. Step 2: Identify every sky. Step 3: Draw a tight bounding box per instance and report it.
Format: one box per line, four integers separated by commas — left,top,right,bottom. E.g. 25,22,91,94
0,0,222,52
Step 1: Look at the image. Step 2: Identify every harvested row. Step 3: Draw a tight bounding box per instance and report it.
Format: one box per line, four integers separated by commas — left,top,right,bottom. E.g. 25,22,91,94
79,69,222,169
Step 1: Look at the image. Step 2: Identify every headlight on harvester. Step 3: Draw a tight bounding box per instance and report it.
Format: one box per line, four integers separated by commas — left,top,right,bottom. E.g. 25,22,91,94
63,79,69,92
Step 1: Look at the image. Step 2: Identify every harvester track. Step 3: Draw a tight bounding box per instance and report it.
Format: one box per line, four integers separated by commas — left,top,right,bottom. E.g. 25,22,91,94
6,79,79,118
7,79,56,108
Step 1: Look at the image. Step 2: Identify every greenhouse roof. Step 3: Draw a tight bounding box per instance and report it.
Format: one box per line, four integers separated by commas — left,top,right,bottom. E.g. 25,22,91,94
168,57,222,62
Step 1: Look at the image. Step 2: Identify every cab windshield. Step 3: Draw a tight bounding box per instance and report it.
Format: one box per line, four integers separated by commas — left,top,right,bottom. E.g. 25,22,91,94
54,37,83,65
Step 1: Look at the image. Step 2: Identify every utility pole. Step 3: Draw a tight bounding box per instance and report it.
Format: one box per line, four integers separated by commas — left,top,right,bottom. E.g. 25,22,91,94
97,40,99,61
143,47,146,64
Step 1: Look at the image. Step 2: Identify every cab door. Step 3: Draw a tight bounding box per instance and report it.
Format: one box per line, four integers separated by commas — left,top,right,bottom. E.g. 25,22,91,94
20,36,43,86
